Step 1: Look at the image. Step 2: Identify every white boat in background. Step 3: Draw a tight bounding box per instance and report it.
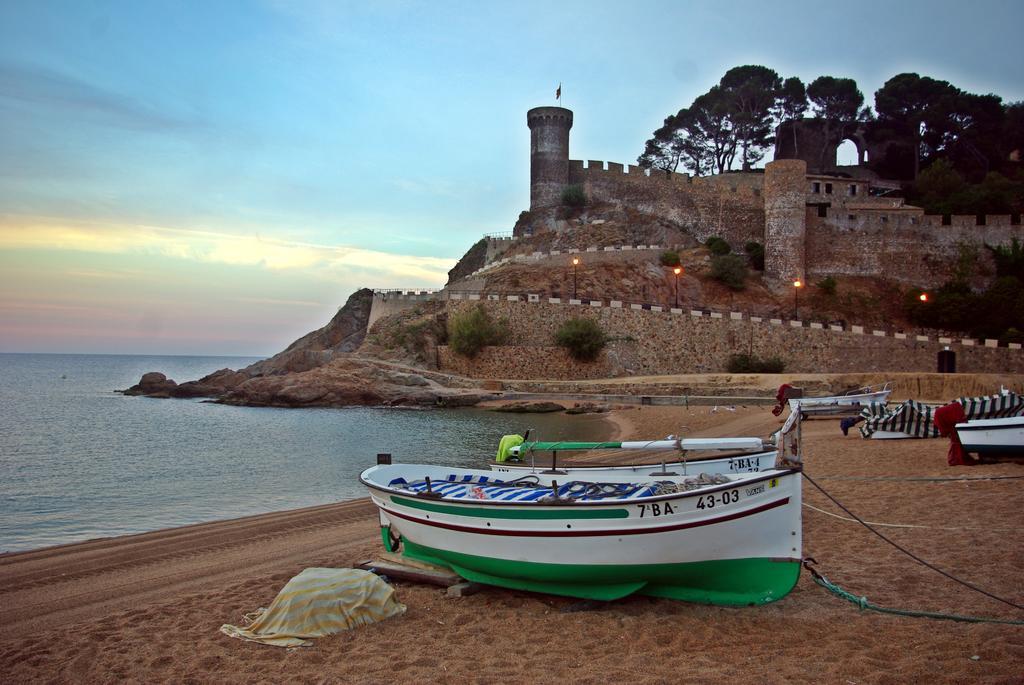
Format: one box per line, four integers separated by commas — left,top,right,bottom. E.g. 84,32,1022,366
787,382,892,417
492,437,776,480
955,416,1024,456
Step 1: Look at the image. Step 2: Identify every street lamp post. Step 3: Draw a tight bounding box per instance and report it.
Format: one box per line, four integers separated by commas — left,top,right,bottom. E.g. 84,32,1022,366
793,279,803,319
919,292,928,303
673,266,682,308
572,257,579,299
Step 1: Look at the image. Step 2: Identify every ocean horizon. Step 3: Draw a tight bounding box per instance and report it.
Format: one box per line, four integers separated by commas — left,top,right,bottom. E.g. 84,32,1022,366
0,353,605,554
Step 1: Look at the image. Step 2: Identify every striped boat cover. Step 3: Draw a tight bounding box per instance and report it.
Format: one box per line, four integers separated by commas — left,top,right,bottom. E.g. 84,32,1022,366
220,568,406,647
390,475,672,501
859,391,1023,439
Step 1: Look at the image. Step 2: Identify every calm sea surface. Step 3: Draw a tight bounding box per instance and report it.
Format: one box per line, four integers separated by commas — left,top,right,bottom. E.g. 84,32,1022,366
0,353,607,553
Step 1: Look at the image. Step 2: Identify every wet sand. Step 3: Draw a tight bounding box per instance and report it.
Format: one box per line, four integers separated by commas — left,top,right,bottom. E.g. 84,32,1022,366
1,405,1022,683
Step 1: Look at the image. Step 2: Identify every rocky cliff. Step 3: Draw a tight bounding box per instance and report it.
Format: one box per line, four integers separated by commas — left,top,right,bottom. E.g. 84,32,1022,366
123,288,490,408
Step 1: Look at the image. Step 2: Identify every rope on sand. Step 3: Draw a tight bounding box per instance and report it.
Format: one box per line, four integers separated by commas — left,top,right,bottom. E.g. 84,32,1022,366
802,502,1021,532
801,471,1024,613
802,559,1024,626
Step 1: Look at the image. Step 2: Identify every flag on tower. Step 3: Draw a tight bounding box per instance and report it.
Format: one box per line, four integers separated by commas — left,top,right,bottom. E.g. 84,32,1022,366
556,83,561,101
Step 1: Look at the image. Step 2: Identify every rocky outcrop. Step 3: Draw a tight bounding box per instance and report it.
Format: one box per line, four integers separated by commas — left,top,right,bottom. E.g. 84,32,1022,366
242,288,374,377
123,372,179,398
216,357,491,408
488,401,565,413
121,287,491,408
446,239,487,286
122,368,249,399
565,402,610,414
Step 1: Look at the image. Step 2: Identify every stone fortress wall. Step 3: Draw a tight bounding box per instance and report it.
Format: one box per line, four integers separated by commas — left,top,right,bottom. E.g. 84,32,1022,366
524,106,1024,289
805,208,1023,286
367,291,1024,380
565,160,765,249
433,297,1024,380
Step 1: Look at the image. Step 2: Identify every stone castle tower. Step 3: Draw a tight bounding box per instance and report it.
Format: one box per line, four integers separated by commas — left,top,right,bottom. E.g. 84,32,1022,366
527,106,573,209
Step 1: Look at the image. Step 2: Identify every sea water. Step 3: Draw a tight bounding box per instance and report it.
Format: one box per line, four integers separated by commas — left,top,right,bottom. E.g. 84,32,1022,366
0,353,607,553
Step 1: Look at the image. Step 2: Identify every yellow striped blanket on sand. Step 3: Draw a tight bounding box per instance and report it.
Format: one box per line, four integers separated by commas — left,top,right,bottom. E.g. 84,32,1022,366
220,568,406,647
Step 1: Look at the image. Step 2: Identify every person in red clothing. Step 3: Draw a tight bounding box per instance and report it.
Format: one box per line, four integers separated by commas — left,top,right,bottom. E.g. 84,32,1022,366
933,402,978,466
772,383,795,416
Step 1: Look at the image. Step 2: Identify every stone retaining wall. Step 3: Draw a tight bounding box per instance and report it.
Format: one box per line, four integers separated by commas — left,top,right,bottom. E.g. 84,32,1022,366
435,299,1024,380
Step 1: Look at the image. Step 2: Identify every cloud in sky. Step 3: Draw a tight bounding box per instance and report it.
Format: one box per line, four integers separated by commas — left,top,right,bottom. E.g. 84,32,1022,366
0,61,197,132
0,216,455,284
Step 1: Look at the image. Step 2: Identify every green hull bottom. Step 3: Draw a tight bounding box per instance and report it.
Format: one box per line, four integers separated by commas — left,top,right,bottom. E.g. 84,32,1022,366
399,537,800,605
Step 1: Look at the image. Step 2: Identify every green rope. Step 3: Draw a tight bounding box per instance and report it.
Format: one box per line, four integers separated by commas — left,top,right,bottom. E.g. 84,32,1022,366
803,560,1024,626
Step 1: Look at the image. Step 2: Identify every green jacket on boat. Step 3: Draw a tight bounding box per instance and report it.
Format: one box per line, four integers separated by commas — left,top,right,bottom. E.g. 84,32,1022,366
495,434,524,462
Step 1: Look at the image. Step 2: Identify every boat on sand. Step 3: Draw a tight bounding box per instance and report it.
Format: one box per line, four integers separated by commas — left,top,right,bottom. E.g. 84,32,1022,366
955,416,1024,456
859,388,1023,440
775,382,892,418
359,420,804,605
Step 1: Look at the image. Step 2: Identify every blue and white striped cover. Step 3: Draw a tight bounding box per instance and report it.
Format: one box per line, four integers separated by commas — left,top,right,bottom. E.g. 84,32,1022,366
386,475,661,501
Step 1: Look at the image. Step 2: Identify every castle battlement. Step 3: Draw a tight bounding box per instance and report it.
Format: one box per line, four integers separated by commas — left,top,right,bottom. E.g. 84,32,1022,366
819,209,1022,230
526,105,1023,287
569,158,696,186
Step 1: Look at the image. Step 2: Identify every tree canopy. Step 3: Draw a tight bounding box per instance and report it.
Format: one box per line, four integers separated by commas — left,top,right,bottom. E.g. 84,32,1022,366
639,65,1023,190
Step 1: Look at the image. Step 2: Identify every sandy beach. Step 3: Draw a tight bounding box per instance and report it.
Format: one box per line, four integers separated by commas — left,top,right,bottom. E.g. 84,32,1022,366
2,405,1022,684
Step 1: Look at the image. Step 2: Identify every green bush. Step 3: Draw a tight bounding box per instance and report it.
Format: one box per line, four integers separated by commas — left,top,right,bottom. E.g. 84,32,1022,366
710,254,748,290
561,184,587,207
744,241,765,270
1000,327,1024,345
659,250,681,267
448,305,507,358
554,317,607,361
705,236,731,255
817,276,837,296
726,354,786,373
988,238,1024,281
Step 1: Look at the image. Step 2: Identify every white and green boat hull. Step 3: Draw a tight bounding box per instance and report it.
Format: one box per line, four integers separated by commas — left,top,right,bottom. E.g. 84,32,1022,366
361,465,802,605
955,417,1024,455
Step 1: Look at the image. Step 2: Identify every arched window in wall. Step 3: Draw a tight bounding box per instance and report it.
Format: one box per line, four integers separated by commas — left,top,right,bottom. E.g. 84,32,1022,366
836,139,861,166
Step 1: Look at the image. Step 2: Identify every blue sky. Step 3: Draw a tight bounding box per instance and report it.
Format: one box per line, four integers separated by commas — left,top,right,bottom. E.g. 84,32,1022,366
1,0,1021,355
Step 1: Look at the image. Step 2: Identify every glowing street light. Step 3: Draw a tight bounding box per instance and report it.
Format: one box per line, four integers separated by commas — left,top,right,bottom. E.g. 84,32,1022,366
793,279,803,319
572,256,580,299
673,266,683,308
919,292,929,302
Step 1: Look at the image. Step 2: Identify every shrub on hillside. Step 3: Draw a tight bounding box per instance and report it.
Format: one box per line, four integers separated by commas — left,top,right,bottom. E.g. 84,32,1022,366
659,250,681,267
988,237,1024,281
705,236,731,255
561,184,587,207
744,241,765,270
385,318,447,363
554,317,607,361
448,305,507,358
1000,327,1024,345
817,276,837,296
710,254,749,290
726,354,786,373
